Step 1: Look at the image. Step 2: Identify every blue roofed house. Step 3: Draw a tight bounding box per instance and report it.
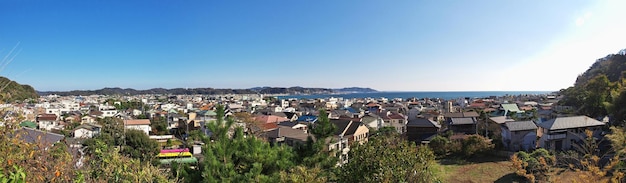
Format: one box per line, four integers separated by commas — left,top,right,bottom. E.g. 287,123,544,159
537,116,605,151
297,115,318,124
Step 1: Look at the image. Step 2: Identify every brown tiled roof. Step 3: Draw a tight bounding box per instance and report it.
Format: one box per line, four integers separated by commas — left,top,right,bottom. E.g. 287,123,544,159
124,119,151,125
37,114,57,121
388,113,405,120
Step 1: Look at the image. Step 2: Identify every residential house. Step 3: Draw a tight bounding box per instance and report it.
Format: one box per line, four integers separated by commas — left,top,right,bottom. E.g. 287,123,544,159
406,118,441,144
73,123,102,138
81,115,97,124
124,119,152,135
328,135,350,166
501,120,537,151
331,119,369,145
277,121,308,133
37,114,60,131
444,111,479,134
381,112,407,134
537,116,605,151
361,113,383,130
296,115,318,124
264,126,310,146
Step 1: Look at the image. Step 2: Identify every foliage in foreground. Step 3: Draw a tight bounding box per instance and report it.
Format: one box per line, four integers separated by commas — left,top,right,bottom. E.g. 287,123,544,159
0,124,171,183
338,131,441,183
512,128,626,183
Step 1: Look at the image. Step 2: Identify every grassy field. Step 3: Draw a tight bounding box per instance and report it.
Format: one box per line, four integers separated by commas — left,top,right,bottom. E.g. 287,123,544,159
436,156,528,183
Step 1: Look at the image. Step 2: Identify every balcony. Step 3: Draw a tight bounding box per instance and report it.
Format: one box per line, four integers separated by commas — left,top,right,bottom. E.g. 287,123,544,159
546,133,566,140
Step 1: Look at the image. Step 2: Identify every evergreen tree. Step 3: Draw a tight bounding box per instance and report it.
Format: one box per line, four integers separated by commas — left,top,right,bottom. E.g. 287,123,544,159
294,109,338,176
176,105,296,182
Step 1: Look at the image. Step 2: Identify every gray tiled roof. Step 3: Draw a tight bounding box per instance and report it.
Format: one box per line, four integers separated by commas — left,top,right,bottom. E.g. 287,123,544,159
537,116,604,130
444,112,479,118
407,118,441,128
505,121,537,131
489,116,515,124
450,117,476,125
12,127,64,146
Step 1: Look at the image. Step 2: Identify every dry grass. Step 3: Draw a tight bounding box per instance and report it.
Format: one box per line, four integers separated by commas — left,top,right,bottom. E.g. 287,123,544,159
437,156,593,183
437,156,527,183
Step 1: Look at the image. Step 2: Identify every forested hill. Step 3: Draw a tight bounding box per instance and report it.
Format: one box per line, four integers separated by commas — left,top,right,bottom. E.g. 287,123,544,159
38,87,377,96
559,49,626,123
0,77,39,102
574,49,626,86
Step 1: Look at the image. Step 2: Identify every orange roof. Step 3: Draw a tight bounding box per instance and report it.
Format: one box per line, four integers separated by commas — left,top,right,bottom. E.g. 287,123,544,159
263,123,278,131
254,115,289,123
124,119,151,125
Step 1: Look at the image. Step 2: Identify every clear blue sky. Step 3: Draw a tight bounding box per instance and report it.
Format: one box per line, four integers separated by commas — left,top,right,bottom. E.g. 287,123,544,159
1,0,625,91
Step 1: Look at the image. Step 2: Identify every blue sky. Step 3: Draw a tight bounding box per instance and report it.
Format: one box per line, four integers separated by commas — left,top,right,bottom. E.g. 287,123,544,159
1,0,625,92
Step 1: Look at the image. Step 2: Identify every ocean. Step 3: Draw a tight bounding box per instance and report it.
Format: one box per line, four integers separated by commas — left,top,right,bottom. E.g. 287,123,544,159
276,91,554,100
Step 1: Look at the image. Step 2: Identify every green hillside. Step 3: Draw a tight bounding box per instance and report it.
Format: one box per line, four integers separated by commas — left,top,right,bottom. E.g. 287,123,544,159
559,49,626,123
0,76,38,102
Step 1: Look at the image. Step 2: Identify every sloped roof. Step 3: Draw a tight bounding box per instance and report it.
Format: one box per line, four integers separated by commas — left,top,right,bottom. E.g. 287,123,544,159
12,127,64,146
407,118,441,128
344,122,364,136
265,126,310,142
75,123,102,131
255,115,289,123
537,116,604,130
501,103,521,113
19,121,37,128
331,119,352,136
489,116,515,124
124,119,151,125
450,117,476,125
388,113,406,120
37,114,57,121
297,115,318,123
444,111,479,118
505,121,537,131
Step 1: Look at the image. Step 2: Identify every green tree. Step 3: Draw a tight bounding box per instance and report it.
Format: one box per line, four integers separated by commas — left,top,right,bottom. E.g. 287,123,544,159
85,139,172,182
309,109,335,140
175,105,296,182
120,129,159,163
458,135,494,157
428,135,450,156
151,116,169,135
278,166,327,183
337,132,441,183
294,109,338,176
511,148,557,182
581,75,613,118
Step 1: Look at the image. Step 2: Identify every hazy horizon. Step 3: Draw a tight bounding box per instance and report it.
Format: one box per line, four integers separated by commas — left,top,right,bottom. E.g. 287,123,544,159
2,0,626,91
36,85,555,93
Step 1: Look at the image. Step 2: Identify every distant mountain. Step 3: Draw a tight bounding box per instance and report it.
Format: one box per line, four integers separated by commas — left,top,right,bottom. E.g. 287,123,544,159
333,87,377,93
0,77,38,102
39,86,378,96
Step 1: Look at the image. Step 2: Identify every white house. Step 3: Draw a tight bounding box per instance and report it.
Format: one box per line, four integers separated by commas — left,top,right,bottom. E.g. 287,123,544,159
36,114,60,131
74,123,102,138
124,119,152,135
